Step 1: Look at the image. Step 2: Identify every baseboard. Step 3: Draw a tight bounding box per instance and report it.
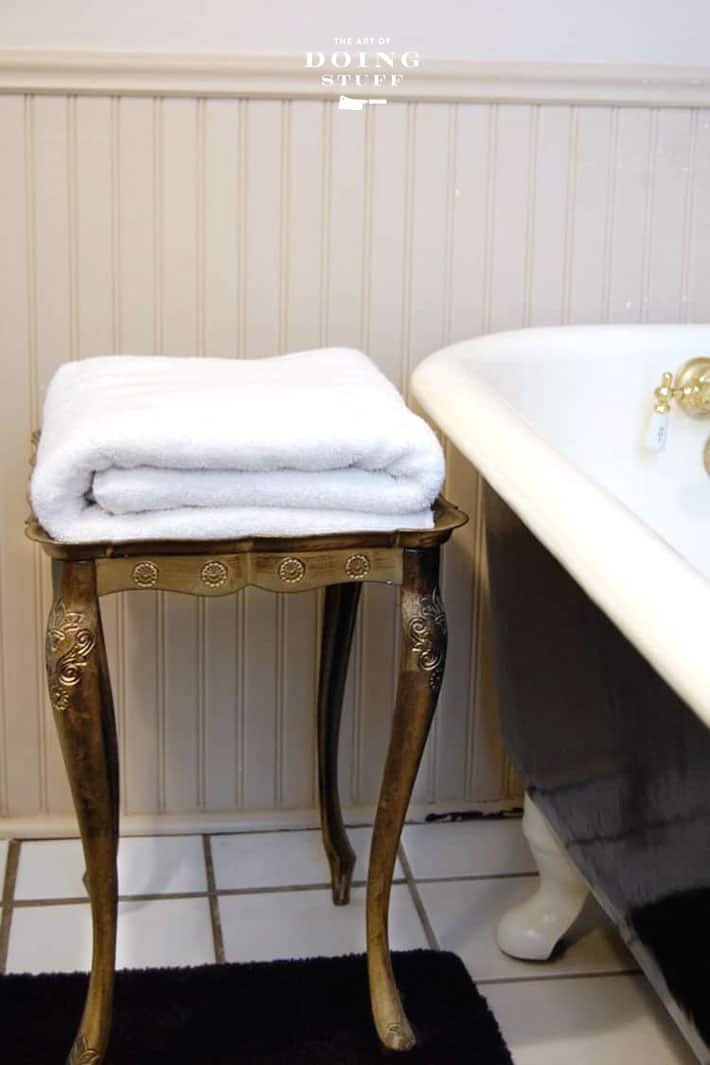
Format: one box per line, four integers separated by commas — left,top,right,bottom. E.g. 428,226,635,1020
0,798,522,839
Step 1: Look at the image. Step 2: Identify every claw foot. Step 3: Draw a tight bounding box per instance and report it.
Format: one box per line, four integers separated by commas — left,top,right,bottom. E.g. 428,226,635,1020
497,796,589,961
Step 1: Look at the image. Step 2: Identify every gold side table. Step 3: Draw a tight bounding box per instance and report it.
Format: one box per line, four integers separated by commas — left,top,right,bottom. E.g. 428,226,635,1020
26,495,467,1064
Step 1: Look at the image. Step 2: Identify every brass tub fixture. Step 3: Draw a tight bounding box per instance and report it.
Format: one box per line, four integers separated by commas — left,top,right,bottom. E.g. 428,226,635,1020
654,358,710,417
648,358,710,472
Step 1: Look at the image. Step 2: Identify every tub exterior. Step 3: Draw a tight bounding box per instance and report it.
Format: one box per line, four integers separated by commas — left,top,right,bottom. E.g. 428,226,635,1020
485,483,710,1056
484,482,710,1056
411,326,710,1060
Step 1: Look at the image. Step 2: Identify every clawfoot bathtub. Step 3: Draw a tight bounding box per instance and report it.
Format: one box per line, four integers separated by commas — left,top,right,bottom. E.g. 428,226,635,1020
413,326,710,1062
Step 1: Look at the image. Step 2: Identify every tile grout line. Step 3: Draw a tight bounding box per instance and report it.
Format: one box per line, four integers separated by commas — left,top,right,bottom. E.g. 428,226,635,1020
207,821,375,838
415,871,537,885
397,842,439,952
202,835,226,965
476,967,640,988
0,815,462,845
14,893,206,908
3,831,640,995
0,840,21,973
0,824,362,847
11,877,411,909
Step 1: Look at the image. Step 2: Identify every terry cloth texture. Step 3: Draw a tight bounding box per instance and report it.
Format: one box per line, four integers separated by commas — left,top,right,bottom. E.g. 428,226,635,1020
30,348,445,543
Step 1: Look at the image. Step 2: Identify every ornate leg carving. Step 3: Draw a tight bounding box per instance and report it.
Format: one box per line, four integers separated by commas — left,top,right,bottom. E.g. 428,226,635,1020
47,560,119,1065
317,582,362,905
497,794,589,961
367,547,446,1052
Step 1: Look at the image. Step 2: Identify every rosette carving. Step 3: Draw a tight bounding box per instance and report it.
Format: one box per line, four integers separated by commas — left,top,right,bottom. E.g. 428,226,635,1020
345,553,370,579
200,560,228,587
278,556,305,583
132,560,159,587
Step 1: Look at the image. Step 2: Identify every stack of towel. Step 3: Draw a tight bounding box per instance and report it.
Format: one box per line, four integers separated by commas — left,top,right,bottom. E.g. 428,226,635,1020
30,348,445,543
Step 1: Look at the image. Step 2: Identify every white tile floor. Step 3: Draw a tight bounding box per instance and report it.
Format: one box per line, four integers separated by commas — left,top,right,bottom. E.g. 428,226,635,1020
0,819,698,1064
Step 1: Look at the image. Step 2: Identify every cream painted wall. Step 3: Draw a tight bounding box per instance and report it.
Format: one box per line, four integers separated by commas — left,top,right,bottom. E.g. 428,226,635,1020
1,0,710,65
1,84,709,830
0,15,709,830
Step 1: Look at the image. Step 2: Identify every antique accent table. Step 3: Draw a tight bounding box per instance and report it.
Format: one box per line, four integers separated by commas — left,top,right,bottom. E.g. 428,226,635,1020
26,495,467,1064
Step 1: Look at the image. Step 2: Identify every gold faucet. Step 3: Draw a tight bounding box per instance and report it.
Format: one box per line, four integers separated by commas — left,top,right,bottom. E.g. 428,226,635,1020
652,358,710,473
654,358,710,416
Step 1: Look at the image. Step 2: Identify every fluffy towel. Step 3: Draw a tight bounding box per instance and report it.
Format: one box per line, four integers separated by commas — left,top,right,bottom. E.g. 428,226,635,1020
31,349,445,543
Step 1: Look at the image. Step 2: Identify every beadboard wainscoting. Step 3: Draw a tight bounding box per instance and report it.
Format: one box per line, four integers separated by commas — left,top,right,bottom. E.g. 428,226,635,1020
1,62,709,829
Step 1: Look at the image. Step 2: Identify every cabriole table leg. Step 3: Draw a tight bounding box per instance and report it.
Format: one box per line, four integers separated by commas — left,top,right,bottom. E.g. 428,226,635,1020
366,546,446,1051
46,559,119,1065
317,581,362,905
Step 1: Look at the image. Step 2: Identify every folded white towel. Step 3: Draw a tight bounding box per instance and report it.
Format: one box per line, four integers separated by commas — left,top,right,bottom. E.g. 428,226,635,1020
31,348,445,543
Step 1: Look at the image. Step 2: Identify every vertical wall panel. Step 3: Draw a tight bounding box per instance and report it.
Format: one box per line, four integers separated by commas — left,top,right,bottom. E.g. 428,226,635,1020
407,104,455,796
118,100,158,354
326,100,366,348
117,98,160,814
347,101,409,803
566,108,614,322
326,100,368,805
646,110,694,321
434,102,493,802
75,98,116,358
202,98,241,810
448,103,491,342
406,102,454,800
203,99,240,356
244,101,283,358
687,110,710,321
32,97,74,813
240,100,283,808
367,102,409,385
159,99,201,811
529,107,572,326
488,105,533,332
74,96,124,813
2,87,707,824
279,100,325,807
608,109,652,322
407,103,453,375
466,104,533,800
0,96,39,815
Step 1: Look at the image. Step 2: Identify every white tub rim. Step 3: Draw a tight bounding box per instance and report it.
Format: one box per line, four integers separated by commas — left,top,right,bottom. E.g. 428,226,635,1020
412,324,710,723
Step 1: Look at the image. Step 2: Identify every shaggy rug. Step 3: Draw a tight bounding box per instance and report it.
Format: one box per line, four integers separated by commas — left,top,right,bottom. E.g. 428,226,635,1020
0,949,513,1064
